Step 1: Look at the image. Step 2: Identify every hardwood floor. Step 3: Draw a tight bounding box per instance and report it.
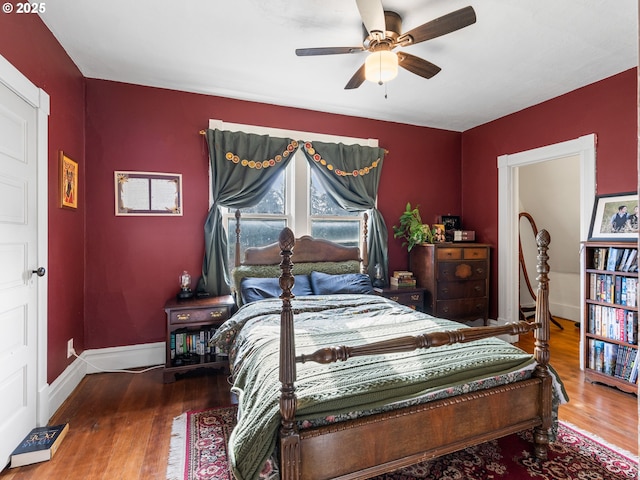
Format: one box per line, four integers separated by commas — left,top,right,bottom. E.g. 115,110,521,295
0,317,636,479
516,317,638,456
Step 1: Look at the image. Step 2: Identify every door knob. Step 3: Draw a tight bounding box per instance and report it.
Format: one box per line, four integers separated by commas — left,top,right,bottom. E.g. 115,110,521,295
31,267,46,277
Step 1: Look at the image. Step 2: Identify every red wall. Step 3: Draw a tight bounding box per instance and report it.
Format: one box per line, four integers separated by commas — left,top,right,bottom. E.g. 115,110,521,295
0,14,86,382
84,80,461,348
462,69,638,318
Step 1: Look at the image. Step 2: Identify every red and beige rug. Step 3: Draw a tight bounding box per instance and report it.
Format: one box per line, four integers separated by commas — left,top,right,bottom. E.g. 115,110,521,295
167,406,638,480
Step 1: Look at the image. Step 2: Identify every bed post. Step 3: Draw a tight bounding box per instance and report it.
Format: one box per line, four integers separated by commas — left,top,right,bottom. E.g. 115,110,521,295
362,211,369,273
278,228,301,480
532,228,552,460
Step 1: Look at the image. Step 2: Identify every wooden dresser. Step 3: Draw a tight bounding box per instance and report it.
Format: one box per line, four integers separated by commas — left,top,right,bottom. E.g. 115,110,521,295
409,243,490,324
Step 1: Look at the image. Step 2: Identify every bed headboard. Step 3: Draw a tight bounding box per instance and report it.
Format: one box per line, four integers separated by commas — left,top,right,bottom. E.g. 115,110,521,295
243,235,361,265
233,209,369,268
230,210,370,306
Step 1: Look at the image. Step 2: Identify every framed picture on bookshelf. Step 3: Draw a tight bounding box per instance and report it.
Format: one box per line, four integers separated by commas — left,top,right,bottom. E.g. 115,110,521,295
588,192,638,241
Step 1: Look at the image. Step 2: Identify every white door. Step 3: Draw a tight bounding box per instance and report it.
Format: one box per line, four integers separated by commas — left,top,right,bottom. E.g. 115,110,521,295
0,78,41,467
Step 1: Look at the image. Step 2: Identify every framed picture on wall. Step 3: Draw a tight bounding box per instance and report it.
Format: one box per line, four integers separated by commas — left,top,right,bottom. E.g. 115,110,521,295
588,192,638,241
114,171,183,216
59,151,78,209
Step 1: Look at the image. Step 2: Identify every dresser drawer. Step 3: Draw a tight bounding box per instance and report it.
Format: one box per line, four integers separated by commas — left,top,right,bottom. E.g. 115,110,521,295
437,248,462,260
463,248,488,260
437,260,488,281
375,287,425,311
385,290,424,308
436,298,488,320
437,280,486,299
169,306,229,325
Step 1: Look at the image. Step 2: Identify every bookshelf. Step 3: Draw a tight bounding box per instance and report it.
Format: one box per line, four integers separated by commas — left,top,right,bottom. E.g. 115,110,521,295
582,241,638,394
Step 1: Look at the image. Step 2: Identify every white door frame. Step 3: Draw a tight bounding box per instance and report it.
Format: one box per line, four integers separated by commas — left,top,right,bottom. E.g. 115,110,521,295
0,54,50,425
496,135,596,347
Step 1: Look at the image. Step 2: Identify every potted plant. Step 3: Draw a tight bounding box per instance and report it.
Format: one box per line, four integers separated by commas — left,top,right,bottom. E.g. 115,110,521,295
392,203,433,251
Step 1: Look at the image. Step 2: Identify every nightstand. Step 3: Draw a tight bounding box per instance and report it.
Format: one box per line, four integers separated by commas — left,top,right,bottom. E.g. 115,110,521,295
374,286,426,311
163,295,236,383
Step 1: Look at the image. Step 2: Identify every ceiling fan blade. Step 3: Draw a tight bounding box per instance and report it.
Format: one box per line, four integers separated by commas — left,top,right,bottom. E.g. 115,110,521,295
397,52,441,79
356,0,385,40
344,64,366,89
397,6,476,46
296,46,364,56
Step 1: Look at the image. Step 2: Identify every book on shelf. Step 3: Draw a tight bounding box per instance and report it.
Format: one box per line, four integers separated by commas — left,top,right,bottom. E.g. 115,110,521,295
606,247,619,271
10,423,69,468
588,339,638,383
588,274,638,307
603,343,618,376
170,326,218,362
588,305,637,344
628,250,639,272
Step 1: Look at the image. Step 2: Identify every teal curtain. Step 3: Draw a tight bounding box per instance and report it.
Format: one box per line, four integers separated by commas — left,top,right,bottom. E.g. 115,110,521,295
199,129,298,295
301,140,388,282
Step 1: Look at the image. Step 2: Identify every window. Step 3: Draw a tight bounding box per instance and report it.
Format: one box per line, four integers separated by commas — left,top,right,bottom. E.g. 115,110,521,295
209,120,378,267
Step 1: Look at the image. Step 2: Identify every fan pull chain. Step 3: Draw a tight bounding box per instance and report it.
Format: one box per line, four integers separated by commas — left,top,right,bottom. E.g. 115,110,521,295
385,82,388,99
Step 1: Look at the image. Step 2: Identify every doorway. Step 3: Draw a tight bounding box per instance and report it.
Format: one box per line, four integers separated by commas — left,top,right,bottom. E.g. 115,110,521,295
518,155,581,323
0,54,49,466
496,134,596,366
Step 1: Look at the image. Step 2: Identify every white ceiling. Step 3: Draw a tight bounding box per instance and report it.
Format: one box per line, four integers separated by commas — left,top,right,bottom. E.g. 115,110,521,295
39,0,638,132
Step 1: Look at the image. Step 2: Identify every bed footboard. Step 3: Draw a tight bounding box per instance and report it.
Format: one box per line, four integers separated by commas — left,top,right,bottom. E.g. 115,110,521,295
277,227,553,480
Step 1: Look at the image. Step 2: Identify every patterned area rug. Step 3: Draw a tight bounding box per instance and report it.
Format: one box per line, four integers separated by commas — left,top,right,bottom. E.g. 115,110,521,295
167,406,638,480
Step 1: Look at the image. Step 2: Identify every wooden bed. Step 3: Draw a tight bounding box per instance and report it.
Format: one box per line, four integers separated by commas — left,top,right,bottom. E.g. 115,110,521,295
225,226,555,480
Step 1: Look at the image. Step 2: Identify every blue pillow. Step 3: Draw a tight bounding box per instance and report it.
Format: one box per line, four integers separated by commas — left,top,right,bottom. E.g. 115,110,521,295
240,275,313,304
309,271,373,295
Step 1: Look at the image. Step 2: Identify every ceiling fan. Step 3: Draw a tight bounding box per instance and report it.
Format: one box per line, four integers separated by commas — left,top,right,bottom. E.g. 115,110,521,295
295,0,476,89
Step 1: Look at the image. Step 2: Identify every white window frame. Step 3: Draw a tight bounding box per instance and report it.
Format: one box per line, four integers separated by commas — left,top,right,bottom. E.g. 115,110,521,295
207,119,378,244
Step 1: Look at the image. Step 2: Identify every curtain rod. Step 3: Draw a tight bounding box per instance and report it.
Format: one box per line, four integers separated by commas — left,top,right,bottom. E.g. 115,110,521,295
199,130,388,154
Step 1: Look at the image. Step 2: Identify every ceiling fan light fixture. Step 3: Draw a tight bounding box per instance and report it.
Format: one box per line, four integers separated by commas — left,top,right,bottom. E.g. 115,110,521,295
364,50,398,85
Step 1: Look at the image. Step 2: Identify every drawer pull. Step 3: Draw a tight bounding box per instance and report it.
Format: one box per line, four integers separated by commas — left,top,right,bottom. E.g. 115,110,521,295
176,313,190,321
390,296,399,302
410,294,421,301
210,311,223,319
474,286,481,292
442,288,449,294
475,268,485,275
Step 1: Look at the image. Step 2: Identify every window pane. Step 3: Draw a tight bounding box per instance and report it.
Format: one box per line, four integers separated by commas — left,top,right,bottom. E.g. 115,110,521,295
242,171,285,214
311,220,360,247
310,169,358,216
227,218,287,267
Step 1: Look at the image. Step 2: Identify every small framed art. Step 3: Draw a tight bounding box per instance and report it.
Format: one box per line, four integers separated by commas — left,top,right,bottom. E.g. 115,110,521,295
440,215,461,231
432,224,446,243
440,215,461,242
115,171,183,216
588,192,638,241
59,151,78,209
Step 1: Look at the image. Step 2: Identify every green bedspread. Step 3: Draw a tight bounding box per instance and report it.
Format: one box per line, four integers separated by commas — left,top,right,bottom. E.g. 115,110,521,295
212,294,537,480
